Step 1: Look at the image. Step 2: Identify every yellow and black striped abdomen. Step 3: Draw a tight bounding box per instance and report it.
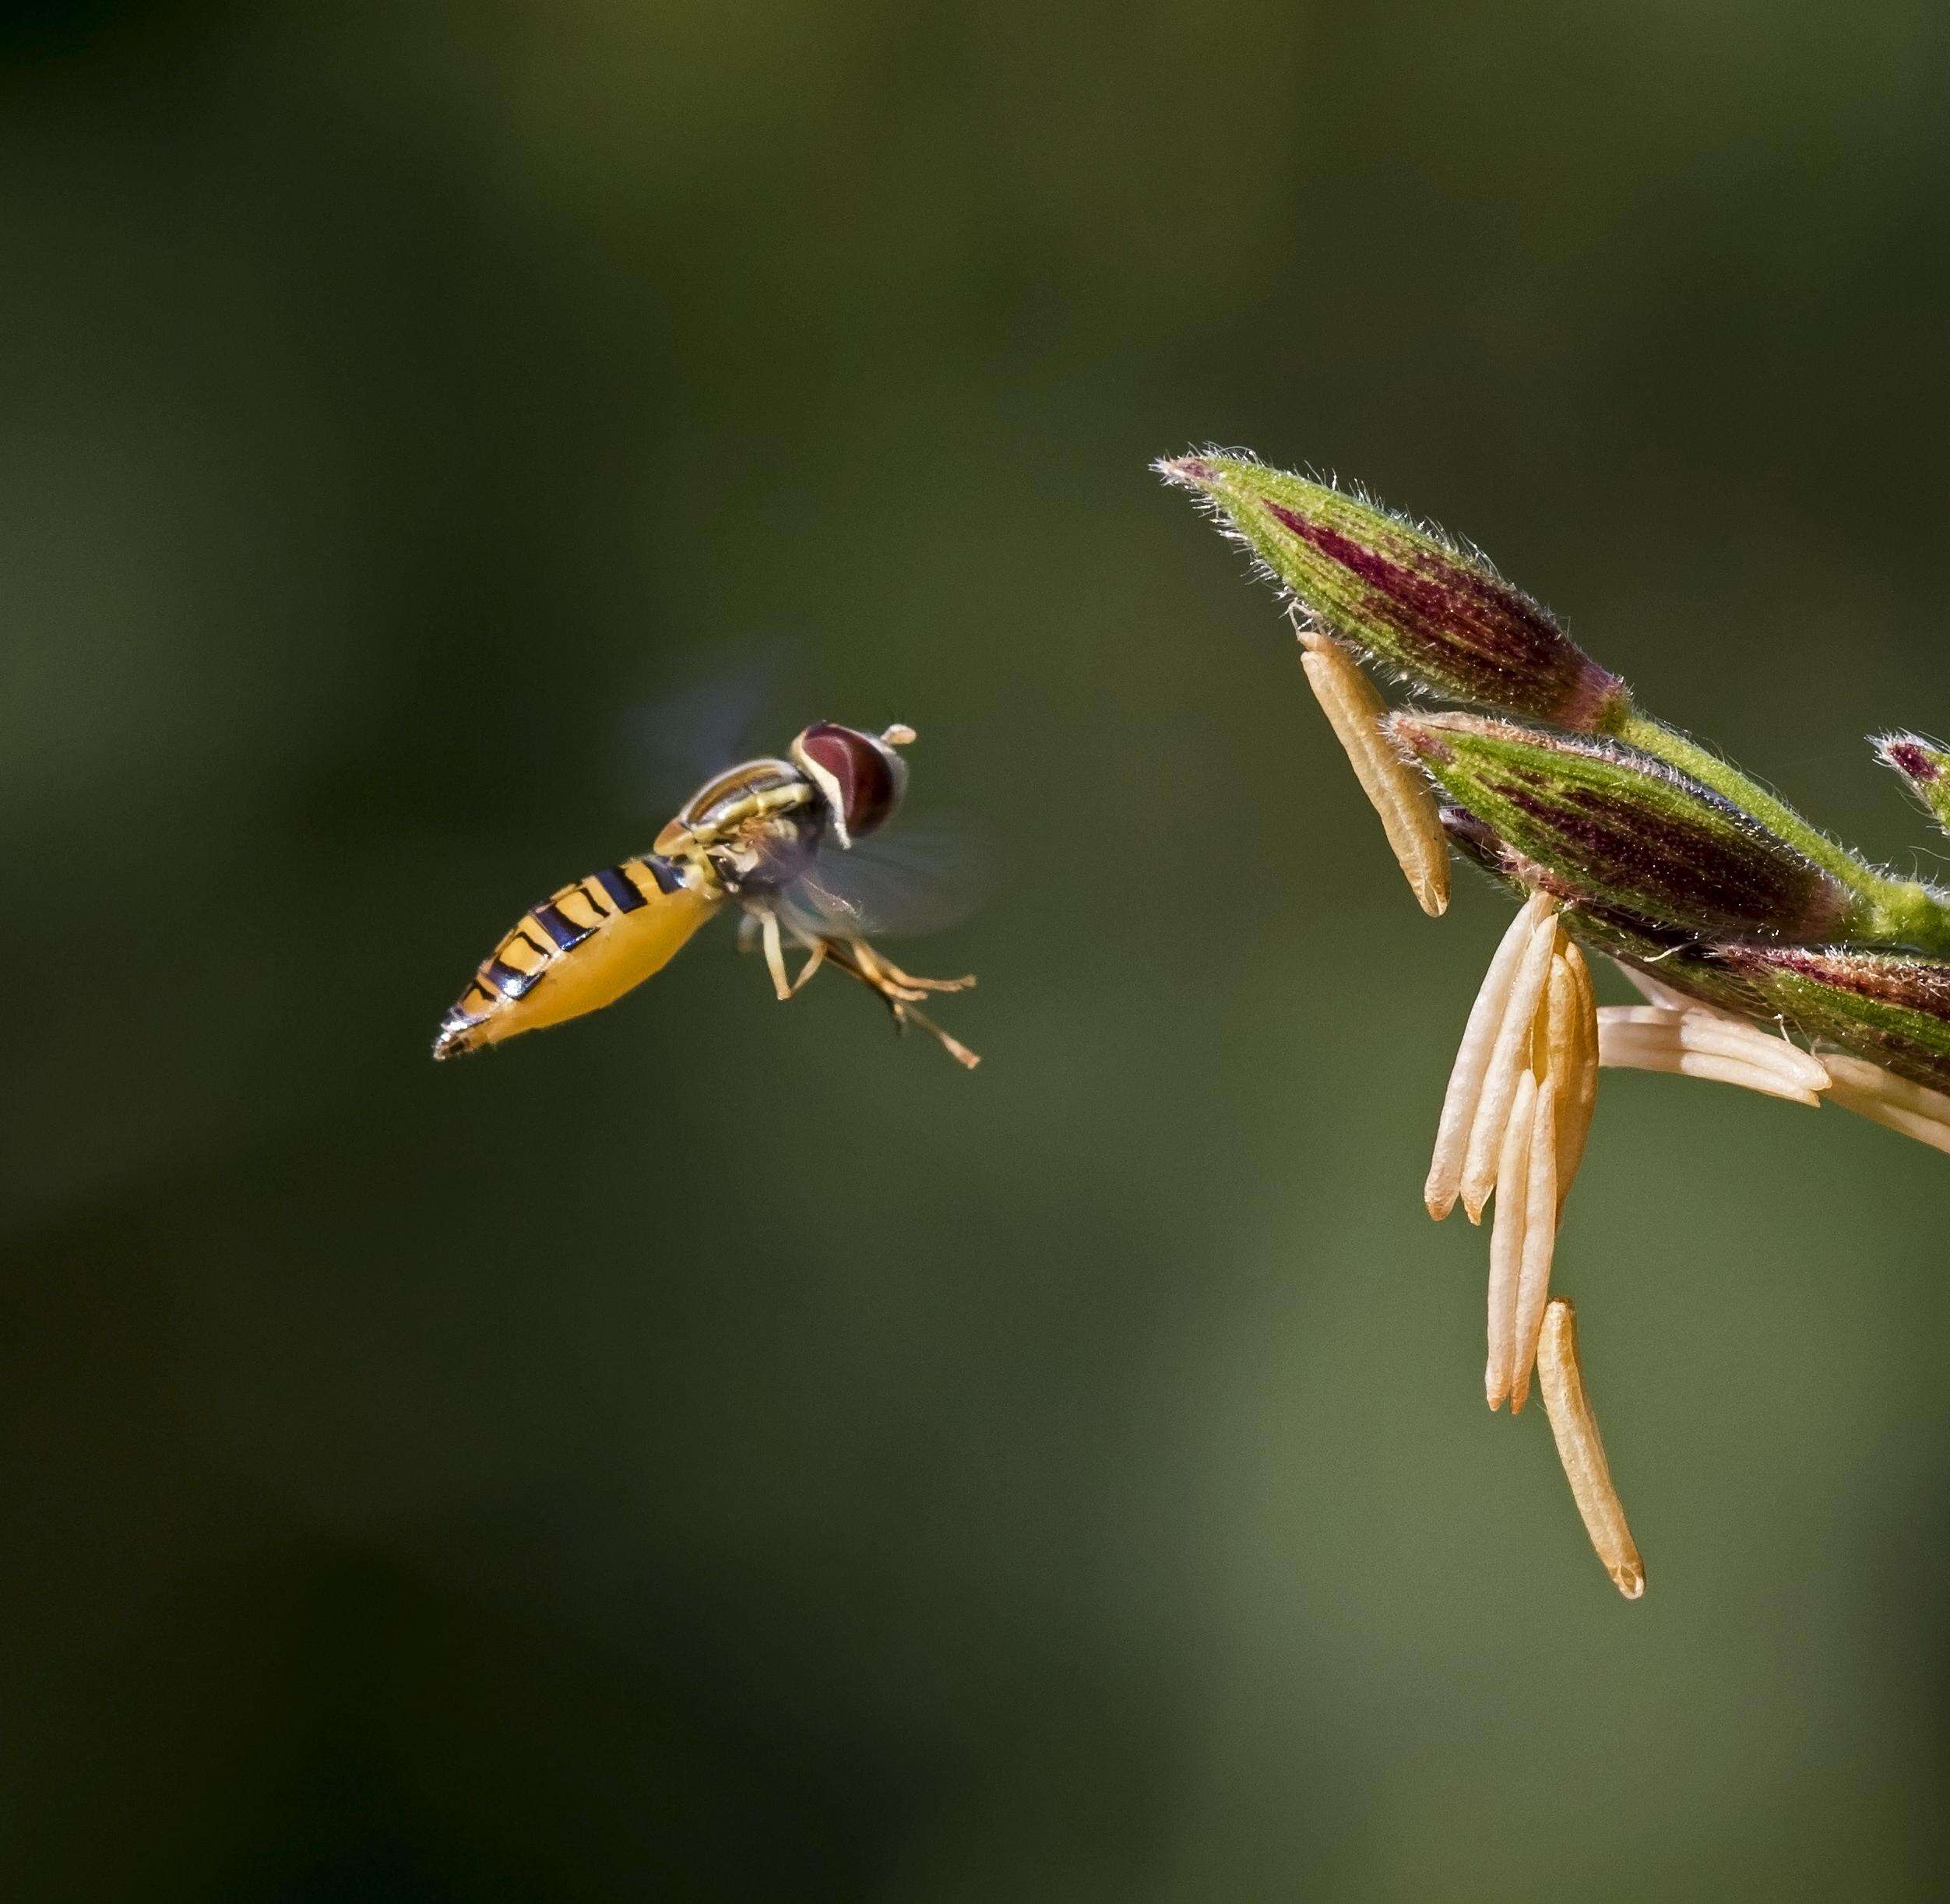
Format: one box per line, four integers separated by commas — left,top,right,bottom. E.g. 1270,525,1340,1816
433,854,718,1059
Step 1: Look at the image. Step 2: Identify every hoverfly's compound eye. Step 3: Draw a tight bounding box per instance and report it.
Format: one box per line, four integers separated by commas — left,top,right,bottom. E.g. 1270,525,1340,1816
790,722,910,845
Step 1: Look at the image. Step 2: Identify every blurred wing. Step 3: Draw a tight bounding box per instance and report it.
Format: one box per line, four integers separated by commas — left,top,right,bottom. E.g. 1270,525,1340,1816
610,639,796,817
773,817,988,942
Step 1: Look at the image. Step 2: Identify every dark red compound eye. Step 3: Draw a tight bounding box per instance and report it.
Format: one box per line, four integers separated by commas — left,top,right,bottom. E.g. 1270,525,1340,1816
795,723,908,837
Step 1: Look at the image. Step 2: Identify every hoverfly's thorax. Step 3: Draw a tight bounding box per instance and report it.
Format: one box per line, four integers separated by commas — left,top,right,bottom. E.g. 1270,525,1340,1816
654,755,822,896
675,758,801,832
655,758,814,853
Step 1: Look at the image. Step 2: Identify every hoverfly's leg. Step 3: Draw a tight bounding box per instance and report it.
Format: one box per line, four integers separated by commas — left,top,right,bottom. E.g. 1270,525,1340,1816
822,938,980,1068
889,998,980,1069
847,937,977,998
840,935,905,998
843,938,926,1003
790,938,829,994
757,906,794,1001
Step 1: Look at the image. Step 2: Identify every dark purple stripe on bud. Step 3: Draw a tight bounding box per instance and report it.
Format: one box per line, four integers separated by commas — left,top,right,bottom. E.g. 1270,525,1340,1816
1392,712,1850,941
1156,452,1628,729
1437,804,1769,1015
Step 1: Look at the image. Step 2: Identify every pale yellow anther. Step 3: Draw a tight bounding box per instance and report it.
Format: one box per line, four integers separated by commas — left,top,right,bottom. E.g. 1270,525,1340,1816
1508,1073,1558,1413
1600,1005,1829,1089
1608,967,1950,1152
1597,1006,1828,1106
1819,1051,1950,1154
1484,1069,1536,1411
1434,908,1599,1430
1537,1298,1646,1600
1460,905,1560,1222
1617,963,1695,1013
1425,892,1555,1220
1557,942,1598,1203
1295,628,1449,918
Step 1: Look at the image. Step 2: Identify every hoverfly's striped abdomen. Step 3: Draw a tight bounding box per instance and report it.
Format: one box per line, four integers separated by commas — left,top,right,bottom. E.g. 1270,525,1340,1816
433,853,717,1059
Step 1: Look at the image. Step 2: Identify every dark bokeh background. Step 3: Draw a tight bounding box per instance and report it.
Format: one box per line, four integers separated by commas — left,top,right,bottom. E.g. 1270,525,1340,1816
10,2,1950,1896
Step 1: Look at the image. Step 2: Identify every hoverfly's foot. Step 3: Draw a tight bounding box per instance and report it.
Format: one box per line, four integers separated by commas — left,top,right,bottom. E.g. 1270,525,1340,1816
894,1001,981,1070
825,936,980,1068
845,938,977,1001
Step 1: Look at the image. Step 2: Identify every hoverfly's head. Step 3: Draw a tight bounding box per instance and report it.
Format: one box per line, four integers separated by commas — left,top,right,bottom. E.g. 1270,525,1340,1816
789,722,913,850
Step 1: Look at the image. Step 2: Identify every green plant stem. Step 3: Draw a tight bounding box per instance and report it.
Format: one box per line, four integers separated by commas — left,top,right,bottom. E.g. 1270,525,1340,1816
1607,706,1950,956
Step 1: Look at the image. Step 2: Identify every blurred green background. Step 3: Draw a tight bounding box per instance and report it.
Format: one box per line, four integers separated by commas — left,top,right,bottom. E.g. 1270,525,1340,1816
9,2,1950,1897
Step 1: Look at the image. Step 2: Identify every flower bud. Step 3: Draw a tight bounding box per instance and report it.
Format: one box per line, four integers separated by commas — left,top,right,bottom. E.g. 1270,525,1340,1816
1155,451,1628,729
1436,804,1769,1019
1392,713,1852,941
1713,944,1950,1094
1875,732,1950,836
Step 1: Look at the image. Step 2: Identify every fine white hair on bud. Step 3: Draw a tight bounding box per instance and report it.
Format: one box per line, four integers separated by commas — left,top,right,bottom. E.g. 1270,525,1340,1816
1874,730,1950,837
1537,1298,1646,1600
1426,892,1556,1219
1294,623,1449,917
1156,450,1628,729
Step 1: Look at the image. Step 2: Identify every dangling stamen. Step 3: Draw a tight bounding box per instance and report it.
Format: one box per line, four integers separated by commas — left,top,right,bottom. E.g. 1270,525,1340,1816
1508,1074,1559,1413
1819,1052,1950,1154
1597,1006,1828,1105
1460,903,1561,1222
1427,892,1555,1219
1485,1071,1536,1410
1294,622,1449,917
1556,943,1598,1202
1536,1298,1646,1600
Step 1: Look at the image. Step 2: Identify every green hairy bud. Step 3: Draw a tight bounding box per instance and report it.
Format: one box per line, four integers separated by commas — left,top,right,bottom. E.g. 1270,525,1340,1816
1154,452,1628,730
1392,713,1853,942
1875,733,1950,838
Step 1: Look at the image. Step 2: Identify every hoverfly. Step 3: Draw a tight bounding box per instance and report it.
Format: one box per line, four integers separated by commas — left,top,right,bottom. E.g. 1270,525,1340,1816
432,722,978,1066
